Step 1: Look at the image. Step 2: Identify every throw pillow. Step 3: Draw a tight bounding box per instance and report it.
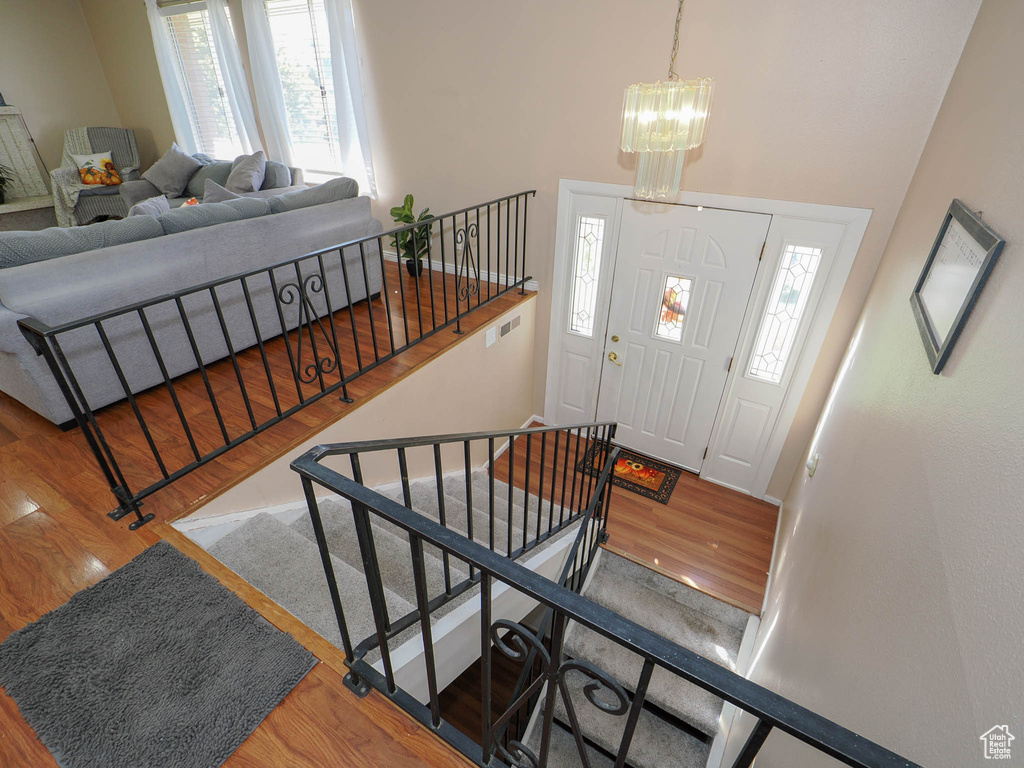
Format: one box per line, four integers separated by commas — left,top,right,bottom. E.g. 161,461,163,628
71,152,122,186
226,150,267,193
203,179,242,204
267,176,359,214
143,142,203,197
127,195,171,218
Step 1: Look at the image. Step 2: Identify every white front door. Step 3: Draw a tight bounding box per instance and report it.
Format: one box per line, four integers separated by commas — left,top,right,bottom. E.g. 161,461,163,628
596,202,770,472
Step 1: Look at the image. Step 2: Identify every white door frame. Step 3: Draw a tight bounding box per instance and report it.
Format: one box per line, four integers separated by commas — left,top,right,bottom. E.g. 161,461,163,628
544,178,871,502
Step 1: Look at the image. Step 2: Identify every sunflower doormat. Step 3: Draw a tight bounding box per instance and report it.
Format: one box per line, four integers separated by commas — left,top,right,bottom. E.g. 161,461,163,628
577,445,682,504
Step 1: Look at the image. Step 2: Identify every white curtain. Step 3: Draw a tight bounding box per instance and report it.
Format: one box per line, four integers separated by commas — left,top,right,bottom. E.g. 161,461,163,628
324,0,378,198
240,0,295,167
144,0,198,153
206,0,262,155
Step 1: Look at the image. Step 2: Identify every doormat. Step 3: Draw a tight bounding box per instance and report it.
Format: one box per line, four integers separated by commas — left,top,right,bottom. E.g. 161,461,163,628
0,541,316,768
577,445,682,504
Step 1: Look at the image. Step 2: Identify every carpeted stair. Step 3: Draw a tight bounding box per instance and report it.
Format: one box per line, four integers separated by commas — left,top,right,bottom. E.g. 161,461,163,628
206,469,570,656
526,551,751,768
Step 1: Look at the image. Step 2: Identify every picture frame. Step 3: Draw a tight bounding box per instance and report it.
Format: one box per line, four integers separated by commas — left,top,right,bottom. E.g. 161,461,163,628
910,199,1004,374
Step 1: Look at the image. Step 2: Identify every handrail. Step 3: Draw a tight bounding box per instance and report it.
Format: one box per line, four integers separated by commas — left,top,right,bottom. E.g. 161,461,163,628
18,190,536,528
18,189,538,338
292,446,921,768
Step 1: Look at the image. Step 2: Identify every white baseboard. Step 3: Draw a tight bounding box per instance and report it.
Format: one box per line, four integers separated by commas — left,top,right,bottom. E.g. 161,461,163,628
761,501,785,617
382,249,540,292
763,494,782,506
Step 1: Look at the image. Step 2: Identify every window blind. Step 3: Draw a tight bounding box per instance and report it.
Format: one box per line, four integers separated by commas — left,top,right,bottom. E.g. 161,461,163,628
263,0,342,174
164,8,245,159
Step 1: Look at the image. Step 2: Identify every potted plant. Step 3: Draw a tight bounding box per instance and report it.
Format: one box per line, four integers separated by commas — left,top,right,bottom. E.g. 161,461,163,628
0,164,14,205
390,194,432,276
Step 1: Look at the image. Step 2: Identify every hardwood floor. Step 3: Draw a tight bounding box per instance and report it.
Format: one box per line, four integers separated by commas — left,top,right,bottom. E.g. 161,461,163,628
494,424,777,615
0,263,530,767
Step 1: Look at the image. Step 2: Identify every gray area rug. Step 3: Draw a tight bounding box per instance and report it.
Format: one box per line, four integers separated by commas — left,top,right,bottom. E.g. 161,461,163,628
0,541,317,768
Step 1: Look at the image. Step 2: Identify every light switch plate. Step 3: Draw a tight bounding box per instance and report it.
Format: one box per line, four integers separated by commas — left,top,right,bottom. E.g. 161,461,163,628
485,326,497,347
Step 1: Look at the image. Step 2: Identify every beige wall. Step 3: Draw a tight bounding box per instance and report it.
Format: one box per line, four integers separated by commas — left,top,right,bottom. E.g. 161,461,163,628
0,0,120,170
189,299,538,519
65,0,978,495
78,0,176,168
728,1,1024,764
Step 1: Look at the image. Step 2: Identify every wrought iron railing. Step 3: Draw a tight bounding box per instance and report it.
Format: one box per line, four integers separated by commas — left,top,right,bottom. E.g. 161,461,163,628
292,425,922,768
17,191,534,529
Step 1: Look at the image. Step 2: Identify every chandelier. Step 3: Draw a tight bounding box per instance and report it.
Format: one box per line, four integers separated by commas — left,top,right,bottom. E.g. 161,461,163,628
619,0,715,200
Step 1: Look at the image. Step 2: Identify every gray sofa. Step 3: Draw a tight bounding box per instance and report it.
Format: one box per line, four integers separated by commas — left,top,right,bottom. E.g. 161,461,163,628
120,155,304,209
0,182,383,425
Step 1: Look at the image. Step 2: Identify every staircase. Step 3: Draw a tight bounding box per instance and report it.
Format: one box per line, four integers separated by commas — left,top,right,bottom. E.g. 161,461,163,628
525,550,751,767
203,469,579,677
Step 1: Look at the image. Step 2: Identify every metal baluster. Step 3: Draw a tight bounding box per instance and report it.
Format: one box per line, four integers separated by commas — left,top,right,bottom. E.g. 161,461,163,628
513,194,520,290
604,424,618,536
433,444,453,595
317,252,351,380
559,427,571,527
393,233,411,346
507,434,515,557
568,427,583,521
266,269,306,404
94,320,169,479
357,242,380,362
504,197,511,290
548,429,560,535
520,193,530,294
475,207,482,307
410,225,425,339
522,433,531,552
463,440,476,579
302,478,356,664
438,218,450,324
137,307,202,462
238,278,283,418
174,296,231,444
398,447,412,508
731,719,774,768
47,334,151,527
536,610,567,765
486,202,492,301
416,221,437,330
480,572,493,764
349,454,395,653
488,437,496,552
410,533,442,727
536,431,546,543
292,261,328,393
613,660,655,767
376,236,397,355
208,286,258,430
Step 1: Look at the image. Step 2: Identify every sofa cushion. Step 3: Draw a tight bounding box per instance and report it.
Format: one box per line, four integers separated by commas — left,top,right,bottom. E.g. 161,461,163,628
143,143,203,197
268,176,359,214
186,161,233,199
226,151,267,193
128,195,171,218
203,179,241,203
0,217,164,269
261,161,291,190
78,185,122,197
157,198,270,235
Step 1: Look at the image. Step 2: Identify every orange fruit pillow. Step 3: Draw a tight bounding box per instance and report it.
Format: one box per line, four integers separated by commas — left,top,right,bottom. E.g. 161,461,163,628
72,152,123,186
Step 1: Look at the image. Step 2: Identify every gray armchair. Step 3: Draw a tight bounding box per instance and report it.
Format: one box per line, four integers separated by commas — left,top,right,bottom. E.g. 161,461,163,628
120,154,304,210
51,127,140,227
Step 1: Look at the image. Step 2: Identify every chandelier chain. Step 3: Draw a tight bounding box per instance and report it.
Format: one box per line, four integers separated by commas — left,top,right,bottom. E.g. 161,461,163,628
667,0,684,80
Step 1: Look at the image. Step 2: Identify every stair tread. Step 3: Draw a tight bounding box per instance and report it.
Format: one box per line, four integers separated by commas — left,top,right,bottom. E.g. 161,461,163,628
601,551,750,632
525,717,615,768
553,663,711,768
290,498,468,607
586,555,745,671
208,512,413,649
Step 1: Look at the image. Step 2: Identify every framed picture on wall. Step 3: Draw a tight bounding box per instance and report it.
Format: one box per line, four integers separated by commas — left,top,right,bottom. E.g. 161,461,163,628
910,199,1005,374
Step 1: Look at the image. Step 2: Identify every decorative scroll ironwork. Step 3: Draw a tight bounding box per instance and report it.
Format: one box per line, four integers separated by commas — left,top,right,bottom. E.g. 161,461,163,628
455,221,480,302
487,619,632,768
277,273,341,385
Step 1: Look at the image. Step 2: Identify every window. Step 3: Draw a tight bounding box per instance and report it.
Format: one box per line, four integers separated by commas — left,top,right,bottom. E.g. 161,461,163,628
164,8,245,158
264,0,341,175
568,216,606,337
748,243,823,383
654,275,692,342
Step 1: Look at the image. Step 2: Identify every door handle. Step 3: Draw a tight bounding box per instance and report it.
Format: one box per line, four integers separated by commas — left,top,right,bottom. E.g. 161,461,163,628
607,351,623,366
